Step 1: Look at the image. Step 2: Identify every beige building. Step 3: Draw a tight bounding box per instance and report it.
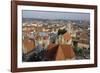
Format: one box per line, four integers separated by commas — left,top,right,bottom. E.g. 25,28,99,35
58,32,72,45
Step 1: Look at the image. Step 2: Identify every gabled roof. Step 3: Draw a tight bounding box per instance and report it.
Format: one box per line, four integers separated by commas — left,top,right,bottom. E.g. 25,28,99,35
63,33,71,41
45,44,59,60
23,38,35,54
45,44,76,61
56,45,76,60
80,32,89,40
55,46,65,60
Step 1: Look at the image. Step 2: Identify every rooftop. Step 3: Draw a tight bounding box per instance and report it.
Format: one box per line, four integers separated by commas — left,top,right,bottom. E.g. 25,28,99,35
45,44,75,61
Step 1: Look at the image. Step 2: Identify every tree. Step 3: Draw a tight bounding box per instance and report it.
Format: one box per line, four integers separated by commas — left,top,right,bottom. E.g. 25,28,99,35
58,29,67,35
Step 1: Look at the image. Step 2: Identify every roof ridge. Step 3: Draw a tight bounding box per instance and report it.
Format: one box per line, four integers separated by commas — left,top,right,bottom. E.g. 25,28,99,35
58,45,66,58
61,45,68,59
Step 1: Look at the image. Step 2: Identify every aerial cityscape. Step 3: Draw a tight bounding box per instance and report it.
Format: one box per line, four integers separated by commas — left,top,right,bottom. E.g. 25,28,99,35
22,10,90,62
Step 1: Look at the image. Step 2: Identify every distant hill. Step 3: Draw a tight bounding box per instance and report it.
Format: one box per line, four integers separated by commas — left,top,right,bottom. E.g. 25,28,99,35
22,18,90,25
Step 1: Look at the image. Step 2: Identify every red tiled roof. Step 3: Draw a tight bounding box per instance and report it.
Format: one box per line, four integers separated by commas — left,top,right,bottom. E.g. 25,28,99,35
63,33,71,41
80,32,89,39
55,46,65,60
61,45,75,59
56,45,75,60
23,38,35,54
45,44,75,61
45,44,59,60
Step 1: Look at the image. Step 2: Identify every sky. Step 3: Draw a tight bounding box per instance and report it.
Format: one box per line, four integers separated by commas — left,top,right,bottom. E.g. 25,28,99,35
22,10,90,21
